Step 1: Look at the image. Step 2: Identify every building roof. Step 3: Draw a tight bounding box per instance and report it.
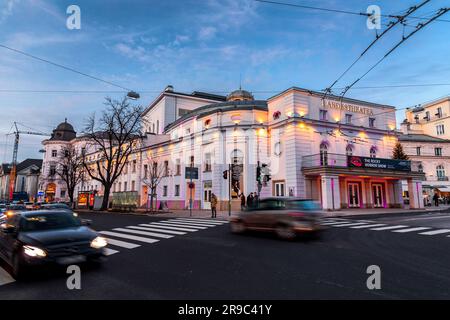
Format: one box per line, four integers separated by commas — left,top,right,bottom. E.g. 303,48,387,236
164,100,268,132
1,164,11,175
226,89,254,102
49,119,76,141
268,87,396,109
398,134,450,143
17,159,43,172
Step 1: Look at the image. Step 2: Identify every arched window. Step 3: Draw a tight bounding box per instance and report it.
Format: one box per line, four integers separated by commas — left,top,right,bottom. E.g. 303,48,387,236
436,165,445,179
346,145,353,157
370,146,377,158
320,143,328,166
418,164,424,173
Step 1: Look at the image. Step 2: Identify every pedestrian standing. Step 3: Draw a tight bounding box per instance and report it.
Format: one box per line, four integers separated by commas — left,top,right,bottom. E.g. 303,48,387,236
211,193,218,218
433,192,439,207
240,193,246,211
247,193,254,209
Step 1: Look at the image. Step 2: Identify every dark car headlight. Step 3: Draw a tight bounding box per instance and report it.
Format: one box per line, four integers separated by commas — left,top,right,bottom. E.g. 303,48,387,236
23,245,47,258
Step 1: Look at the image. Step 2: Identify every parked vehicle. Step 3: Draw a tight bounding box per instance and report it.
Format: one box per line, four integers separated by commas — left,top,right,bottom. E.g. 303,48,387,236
0,210,107,279
40,203,72,211
230,198,324,240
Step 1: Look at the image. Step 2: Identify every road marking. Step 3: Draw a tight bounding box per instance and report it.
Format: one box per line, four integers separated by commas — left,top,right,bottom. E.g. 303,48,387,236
152,222,207,229
321,221,352,226
104,248,119,256
371,225,409,231
0,266,15,286
330,222,368,227
114,228,173,239
164,220,217,227
175,218,229,223
392,227,431,233
100,231,160,244
175,218,227,225
103,237,141,249
130,226,187,235
147,223,199,232
350,224,386,229
420,229,450,235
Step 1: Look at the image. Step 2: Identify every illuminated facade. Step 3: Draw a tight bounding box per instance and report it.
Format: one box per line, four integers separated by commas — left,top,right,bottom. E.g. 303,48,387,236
40,86,425,211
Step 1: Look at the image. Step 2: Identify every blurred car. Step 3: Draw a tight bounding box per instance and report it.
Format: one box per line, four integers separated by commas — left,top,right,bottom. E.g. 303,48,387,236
4,204,27,215
0,210,107,279
40,203,72,211
230,198,323,240
0,204,6,214
24,202,34,210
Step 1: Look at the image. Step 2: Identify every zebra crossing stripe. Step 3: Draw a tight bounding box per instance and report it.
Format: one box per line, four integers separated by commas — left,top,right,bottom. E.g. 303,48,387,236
165,220,217,227
153,222,208,229
131,225,187,235
330,222,368,227
350,224,386,229
114,228,173,239
321,221,352,226
100,231,160,243
175,218,227,224
148,223,199,232
104,237,141,249
392,227,431,233
176,218,228,223
371,225,408,231
0,266,15,286
104,248,120,256
420,229,450,236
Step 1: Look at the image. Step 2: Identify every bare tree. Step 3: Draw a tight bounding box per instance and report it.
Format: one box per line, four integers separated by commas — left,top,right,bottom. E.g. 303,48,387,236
142,152,166,212
55,145,85,206
82,97,144,210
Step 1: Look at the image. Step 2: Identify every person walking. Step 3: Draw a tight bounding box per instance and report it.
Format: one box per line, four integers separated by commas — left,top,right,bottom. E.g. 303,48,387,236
240,193,246,211
247,193,254,209
211,193,218,218
433,192,439,207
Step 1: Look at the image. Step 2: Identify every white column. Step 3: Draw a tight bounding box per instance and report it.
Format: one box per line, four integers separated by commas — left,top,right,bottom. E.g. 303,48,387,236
408,179,424,209
321,175,341,210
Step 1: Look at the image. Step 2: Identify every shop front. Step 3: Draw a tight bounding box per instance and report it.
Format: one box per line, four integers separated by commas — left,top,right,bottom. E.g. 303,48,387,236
303,154,425,211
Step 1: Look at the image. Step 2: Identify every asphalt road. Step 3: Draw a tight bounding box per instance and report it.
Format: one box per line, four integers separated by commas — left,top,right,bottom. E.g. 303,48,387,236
1,211,450,299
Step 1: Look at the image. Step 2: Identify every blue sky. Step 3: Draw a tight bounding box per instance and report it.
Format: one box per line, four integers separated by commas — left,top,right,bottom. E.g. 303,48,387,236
0,0,449,162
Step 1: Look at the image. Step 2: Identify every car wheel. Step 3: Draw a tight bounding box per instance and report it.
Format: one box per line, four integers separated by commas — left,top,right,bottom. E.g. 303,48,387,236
12,253,26,280
230,221,246,234
276,225,296,240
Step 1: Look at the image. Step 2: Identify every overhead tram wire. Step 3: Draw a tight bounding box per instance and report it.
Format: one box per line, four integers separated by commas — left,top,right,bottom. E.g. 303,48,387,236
253,0,450,23
323,0,432,99
0,44,134,93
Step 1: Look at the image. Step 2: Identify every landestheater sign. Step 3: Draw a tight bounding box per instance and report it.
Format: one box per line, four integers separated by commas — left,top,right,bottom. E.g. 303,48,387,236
322,99,374,116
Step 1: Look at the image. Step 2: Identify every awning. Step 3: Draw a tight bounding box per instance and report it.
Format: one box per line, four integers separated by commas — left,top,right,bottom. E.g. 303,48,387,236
437,187,450,193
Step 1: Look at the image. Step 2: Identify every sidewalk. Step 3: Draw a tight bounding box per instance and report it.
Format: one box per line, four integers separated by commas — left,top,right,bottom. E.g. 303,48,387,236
320,205,450,218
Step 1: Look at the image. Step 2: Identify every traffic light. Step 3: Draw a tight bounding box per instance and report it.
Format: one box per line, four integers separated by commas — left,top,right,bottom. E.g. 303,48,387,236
256,166,261,182
223,170,228,179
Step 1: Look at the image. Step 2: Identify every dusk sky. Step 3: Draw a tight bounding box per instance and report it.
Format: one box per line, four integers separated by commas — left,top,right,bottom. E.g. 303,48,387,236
1,0,449,162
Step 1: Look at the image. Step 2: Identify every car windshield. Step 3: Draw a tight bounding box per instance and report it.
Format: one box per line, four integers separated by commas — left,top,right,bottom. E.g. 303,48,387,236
20,212,81,231
257,199,286,210
7,205,26,211
43,204,70,209
286,200,321,211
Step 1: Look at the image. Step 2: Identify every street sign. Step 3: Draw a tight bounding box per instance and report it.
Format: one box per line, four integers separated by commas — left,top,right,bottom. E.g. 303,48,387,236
185,167,199,179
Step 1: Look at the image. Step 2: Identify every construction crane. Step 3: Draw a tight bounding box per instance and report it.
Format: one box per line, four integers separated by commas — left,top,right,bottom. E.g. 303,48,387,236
7,122,50,201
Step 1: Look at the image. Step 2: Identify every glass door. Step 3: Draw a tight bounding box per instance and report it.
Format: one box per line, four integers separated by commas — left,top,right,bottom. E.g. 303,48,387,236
348,183,360,208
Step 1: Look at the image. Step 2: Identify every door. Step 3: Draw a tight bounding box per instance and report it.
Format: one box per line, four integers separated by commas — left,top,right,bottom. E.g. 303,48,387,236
348,183,360,208
203,187,212,210
372,184,384,208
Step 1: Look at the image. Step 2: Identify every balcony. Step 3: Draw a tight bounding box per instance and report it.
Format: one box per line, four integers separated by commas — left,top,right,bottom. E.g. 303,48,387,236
437,176,449,181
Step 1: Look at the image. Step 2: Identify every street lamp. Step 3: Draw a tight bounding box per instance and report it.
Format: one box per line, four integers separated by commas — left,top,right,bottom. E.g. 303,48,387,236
127,91,140,100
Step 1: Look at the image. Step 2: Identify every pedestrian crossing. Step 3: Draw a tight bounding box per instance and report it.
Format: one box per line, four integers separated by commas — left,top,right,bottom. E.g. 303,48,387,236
0,218,229,286
320,217,450,238
100,218,229,256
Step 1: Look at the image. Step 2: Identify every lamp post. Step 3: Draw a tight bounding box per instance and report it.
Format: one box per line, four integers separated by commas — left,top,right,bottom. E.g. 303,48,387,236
127,91,140,100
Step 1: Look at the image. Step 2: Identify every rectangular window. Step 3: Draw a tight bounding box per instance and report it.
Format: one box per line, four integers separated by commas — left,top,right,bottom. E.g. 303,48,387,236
437,107,443,118
425,111,430,121
178,108,190,117
416,147,421,156
163,185,168,197
118,182,122,192
123,163,128,174
60,190,66,198
319,110,328,121
131,180,135,192
132,160,137,173
175,159,181,175
204,153,212,172
124,182,128,191
435,148,443,156
274,182,285,197
175,185,180,197
49,165,56,176
436,124,445,135
143,165,148,179
369,118,375,128
164,160,169,176
51,150,57,157
345,114,352,124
